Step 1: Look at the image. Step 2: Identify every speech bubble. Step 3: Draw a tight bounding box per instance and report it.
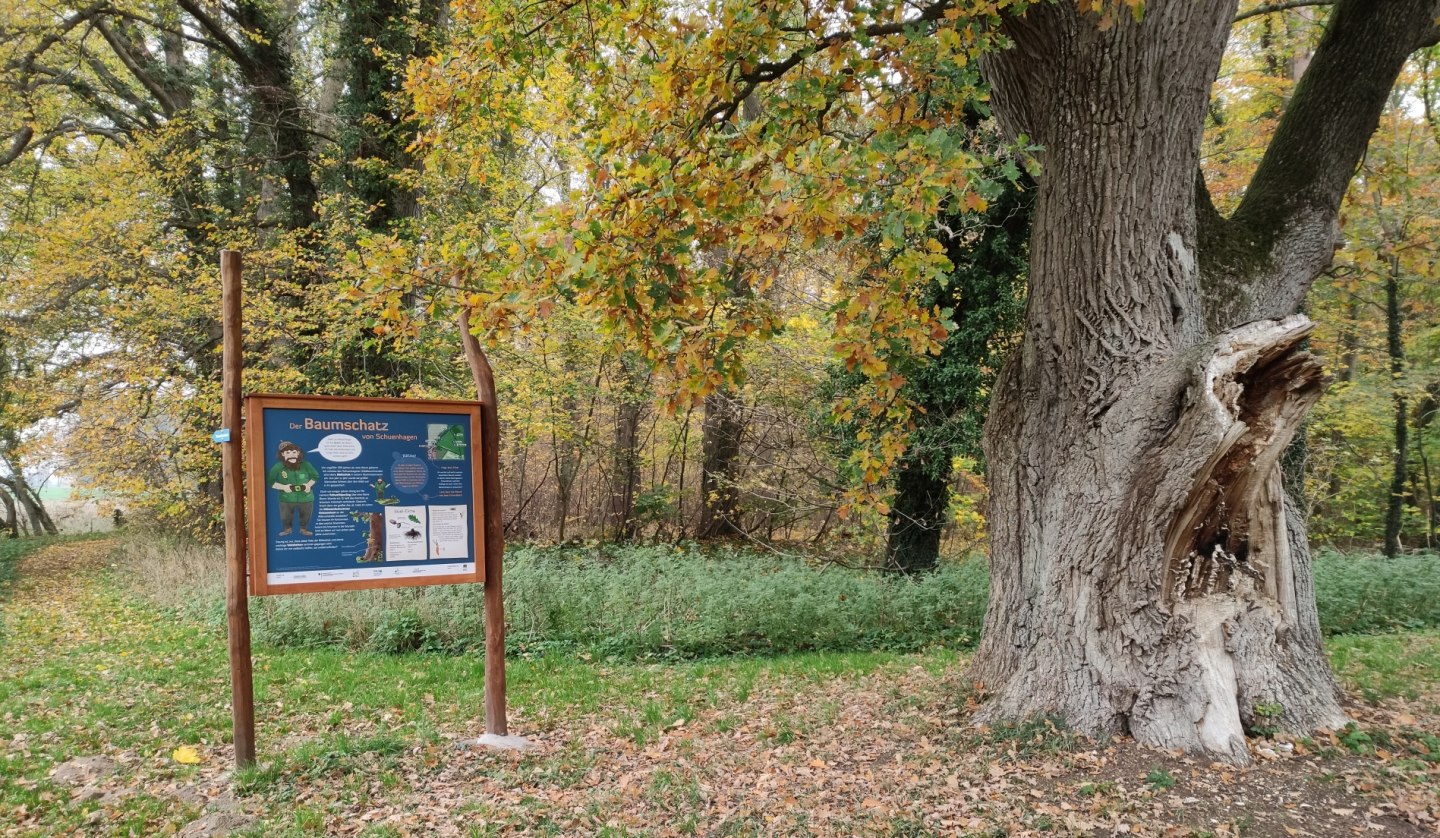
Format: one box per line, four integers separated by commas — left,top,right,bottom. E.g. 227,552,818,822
310,434,362,462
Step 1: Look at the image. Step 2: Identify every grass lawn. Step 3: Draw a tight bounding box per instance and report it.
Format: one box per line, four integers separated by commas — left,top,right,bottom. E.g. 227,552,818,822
1,538,1437,837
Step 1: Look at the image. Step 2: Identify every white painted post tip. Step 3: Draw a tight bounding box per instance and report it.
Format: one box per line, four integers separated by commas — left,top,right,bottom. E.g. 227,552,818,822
467,733,538,753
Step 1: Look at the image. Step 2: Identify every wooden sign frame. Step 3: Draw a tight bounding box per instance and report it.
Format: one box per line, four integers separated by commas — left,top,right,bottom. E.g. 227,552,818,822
244,393,486,596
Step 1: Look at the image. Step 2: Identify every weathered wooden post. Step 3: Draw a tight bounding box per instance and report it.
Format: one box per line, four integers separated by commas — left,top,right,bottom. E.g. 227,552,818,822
458,305,531,750
220,250,256,768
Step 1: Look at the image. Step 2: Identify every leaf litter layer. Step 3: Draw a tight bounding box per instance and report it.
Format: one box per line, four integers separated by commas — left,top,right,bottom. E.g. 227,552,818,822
0,539,1436,837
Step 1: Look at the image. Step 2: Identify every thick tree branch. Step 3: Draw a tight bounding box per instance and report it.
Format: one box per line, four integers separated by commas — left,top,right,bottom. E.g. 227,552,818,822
1212,0,1440,324
94,20,181,115
1238,0,1440,232
5,2,111,75
0,120,126,167
172,0,258,76
1419,16,1440,49
0,127,35,166
26,54,156,130
106,10,226,52
72,51,164,123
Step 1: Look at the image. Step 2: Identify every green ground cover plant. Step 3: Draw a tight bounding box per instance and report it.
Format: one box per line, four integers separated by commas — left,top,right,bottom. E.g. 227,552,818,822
0,539,959,835
1312,550,1440,634
127,540,991,658
120,538,1439,659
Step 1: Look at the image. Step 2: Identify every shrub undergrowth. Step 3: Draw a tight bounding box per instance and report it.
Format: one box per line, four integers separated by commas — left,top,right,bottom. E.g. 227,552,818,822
1312,550,1440,634
116,537,1439,658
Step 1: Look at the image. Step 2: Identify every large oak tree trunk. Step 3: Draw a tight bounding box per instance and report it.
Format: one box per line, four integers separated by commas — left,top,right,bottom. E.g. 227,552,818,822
973,0,1438,762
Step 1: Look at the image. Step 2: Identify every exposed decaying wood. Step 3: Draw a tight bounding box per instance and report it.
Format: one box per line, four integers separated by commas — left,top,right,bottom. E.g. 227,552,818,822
1163,319,1327,603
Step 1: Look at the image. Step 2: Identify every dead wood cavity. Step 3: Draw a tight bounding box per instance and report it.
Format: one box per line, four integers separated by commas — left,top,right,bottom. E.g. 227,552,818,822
1163,335,1326,604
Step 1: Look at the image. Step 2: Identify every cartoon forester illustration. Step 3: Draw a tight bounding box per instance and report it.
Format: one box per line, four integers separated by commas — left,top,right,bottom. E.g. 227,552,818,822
268,441,318,536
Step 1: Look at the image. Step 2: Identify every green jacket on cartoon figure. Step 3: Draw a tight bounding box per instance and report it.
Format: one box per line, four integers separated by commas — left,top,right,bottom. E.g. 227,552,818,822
269,441,319,537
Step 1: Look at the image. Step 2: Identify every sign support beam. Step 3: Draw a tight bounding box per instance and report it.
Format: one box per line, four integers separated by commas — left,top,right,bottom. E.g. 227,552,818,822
458,307,515,743
221,250,257,769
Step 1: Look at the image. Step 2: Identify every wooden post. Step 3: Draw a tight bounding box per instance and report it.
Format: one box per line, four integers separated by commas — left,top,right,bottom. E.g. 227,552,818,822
221,250,256,768
458,308,508,737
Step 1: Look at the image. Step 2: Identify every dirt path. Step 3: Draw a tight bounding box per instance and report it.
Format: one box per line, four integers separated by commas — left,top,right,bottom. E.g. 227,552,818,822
2,537,112,640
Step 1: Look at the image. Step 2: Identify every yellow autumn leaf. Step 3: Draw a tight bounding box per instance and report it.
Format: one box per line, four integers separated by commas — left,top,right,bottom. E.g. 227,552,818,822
172,746,202,764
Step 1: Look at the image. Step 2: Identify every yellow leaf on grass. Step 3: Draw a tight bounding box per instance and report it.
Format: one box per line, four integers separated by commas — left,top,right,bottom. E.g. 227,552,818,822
172,746,202,764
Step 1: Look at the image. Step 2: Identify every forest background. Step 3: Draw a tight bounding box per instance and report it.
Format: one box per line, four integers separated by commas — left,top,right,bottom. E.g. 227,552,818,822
2,0,1438,570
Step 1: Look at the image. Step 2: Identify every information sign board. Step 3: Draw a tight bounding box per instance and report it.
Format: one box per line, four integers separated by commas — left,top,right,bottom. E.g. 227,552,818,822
245,394,485,595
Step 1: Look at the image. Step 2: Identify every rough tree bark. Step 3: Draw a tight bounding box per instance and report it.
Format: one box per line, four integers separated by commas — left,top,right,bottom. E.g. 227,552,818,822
605,355,648,541
697,390,744,539
973,0,1439,763
1383,254,1407,558
0,486,19,538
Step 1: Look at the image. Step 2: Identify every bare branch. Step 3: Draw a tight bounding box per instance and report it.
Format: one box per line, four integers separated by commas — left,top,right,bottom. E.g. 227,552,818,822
698,1,956,128
1234,1,1334,23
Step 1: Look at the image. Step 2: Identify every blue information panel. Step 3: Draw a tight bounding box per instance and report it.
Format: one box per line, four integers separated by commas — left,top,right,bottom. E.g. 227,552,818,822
245,394,485,595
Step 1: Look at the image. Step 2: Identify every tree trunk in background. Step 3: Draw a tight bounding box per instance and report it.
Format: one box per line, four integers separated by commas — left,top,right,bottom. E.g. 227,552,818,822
0,475,55,536
1340,301,1359,383
694,94,761,542
606,356,647,540
697,390,743,538
177,0,320,230
0,487,18,538
1383,255,1407,557
553,398,582,543
973,0,1436,763
335,0,442,229
607,400,642,539
885,170,1030,573
1418,383,1439,547
886,464,948,572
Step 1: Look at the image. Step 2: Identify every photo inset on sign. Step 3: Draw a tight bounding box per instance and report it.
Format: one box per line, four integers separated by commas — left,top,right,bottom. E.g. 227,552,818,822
427,423,467,461
428,505,468,559
384,505,428,563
